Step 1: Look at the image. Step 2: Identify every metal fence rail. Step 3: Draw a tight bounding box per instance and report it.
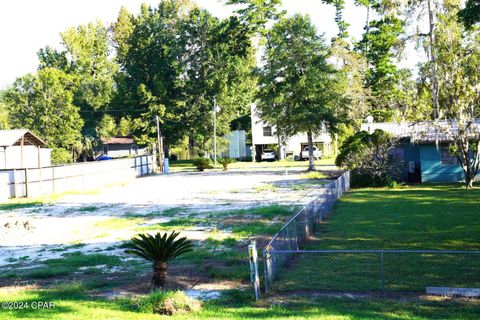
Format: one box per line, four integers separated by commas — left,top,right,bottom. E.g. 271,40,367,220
263,171,350,293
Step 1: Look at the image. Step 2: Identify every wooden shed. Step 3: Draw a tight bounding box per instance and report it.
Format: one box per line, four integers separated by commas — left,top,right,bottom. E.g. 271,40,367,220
0,129,51,169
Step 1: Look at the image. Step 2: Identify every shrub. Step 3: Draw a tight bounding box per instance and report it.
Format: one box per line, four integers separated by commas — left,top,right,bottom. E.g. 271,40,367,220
193,157,213,171
124,232,194,289
51,148,73,164
136,290,202,315
218,157,235,171
336,129,402,187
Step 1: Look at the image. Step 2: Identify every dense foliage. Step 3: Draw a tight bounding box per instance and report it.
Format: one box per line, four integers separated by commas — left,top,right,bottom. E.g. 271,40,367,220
336,129,401,187
0,0,478,176
257,14,345,170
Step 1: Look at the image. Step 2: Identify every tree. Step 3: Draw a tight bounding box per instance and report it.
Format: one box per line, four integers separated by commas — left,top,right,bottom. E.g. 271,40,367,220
73,136,94,162
335,129,401,187
0,91,10,130
356,11,406,121
112,2,198,152
124,232,194,289
4,68,83,164
96,114,118,140
225,0,283,37
180,7,257,154
459,0,480,28
257,14,344,170
426,0,480,188
38,21,118,137
113,1,257,157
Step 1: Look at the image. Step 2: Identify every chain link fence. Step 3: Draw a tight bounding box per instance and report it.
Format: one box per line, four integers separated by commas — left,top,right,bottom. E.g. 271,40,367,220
263,171,350,293
262,171,480,295
264,250,480,293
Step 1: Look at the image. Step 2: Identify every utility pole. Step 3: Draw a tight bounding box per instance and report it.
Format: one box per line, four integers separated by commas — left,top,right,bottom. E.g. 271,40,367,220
156,116,164,173
213,97,221,166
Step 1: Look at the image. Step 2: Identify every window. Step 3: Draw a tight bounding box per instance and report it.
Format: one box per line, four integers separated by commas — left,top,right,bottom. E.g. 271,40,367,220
440,145,456,166
263,126,273,137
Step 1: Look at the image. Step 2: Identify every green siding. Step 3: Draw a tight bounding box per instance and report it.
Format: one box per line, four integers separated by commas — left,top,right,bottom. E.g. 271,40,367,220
420,144,464,183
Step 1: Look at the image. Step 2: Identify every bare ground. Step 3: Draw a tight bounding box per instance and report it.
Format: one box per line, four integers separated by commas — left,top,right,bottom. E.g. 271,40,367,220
0,168,337,296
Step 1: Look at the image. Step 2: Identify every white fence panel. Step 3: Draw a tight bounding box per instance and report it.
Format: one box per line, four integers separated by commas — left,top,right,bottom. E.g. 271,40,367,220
0,155,153,199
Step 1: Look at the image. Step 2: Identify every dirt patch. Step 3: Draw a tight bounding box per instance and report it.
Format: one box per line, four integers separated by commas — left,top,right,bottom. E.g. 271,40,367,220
0,169,339,295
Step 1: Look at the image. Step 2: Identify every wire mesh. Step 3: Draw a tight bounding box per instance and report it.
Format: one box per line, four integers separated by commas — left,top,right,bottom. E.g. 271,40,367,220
264,250,480,293
262,171,480,295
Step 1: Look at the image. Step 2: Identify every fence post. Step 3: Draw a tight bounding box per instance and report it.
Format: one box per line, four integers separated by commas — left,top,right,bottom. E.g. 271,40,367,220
52,166,55,194
13,169,17,198
381,250,385,292
248,240,261,300
304,207,310,241
25,169,29,198
263,250,271,295
140,156,144,176
293,217,299,250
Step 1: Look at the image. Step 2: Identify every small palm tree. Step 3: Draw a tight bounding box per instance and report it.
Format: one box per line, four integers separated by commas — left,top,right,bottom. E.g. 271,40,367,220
218,157,235,171
124,232,194,289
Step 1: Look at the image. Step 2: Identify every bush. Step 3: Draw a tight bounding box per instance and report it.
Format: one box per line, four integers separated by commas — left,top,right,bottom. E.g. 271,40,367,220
218,157,235,171
135,290,202,315
336,129,402,188
193,157,213,171
51,148,73,164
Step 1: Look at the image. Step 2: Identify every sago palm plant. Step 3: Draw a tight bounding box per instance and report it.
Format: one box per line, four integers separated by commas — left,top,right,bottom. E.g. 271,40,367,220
124,232,194,289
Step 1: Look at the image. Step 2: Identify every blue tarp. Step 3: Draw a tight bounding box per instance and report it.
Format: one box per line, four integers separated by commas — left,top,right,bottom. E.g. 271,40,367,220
96,155,113,161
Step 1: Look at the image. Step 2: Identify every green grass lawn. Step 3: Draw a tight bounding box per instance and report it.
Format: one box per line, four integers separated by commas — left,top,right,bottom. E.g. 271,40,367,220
1,283,479,320
169,158,336,172
272,184,480,293
2,184,480,319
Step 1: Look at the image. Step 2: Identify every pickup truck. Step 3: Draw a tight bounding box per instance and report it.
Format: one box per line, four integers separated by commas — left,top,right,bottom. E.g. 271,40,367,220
301,146,322,160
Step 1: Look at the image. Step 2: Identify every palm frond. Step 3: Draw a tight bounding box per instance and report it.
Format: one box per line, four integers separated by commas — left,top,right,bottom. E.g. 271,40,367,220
124,231,194,263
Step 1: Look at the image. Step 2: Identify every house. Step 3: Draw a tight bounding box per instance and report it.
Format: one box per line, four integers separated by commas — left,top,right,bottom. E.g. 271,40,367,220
251,104,332,161
361,121,480,183
97,136,145,159
0,129,51,169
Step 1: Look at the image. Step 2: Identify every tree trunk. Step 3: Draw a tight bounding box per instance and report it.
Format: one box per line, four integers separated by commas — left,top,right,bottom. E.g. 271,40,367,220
152,261,168,289
277,134,284,160
466,177,473,189
427,0,439,119
307,131,315,171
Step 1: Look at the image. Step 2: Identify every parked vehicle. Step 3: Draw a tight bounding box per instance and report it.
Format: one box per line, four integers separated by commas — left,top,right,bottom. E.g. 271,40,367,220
301,146,322,160
261,149,276,161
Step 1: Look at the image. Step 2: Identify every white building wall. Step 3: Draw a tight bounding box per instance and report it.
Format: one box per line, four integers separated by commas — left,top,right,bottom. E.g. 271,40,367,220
0,146,51,169
251,104,332,157
225,130,247,159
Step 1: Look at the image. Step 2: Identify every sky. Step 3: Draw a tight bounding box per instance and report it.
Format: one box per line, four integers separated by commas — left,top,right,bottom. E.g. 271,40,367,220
0,0,401,89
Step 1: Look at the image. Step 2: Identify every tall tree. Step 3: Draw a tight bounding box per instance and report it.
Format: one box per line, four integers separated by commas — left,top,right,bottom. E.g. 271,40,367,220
112,1,193,151
38,21,118,137
113,1,257,156
225,0,283,36
257,14,345,170
417,0,480,188
459,0,480,28
356,10,406,121
4,68,84,163
0,91,10,130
